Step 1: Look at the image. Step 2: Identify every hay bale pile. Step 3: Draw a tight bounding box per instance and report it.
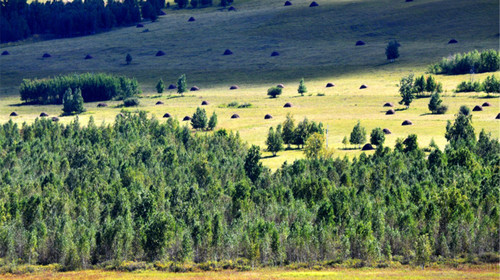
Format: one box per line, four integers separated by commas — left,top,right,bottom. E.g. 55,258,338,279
383,128,391,134
309,1,318,7
168,84,177,90
284,1,292,6
271,51,280,56
361,143,375,151
355,40,365,46
42,53,51,58
386,109,395,115
482,102,491,107
97,103,108,107
163,113,171,118
156,51,166,56
231,114,240,119
156,101,164,105
188,17,196,22
326,83,334,88
448,39,458,44
183,116,192,121
402,120,413,126
264,114,273,119
2,51,10,55
472,105,483,111
84,54,93,59
40,112,49,117
359,84,367,89
283,103,293,108
383,102,394,107
201,101,209,105
230,85,239,90
190,86,200,91
223,49,233,55
9,112,18,116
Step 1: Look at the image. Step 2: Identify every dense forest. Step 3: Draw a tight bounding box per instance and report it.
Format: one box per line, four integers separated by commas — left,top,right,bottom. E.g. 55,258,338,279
0,109,498,270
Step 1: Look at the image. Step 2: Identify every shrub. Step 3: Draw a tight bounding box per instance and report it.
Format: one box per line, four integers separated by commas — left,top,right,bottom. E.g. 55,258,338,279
483,75,500,94
227,101,239,107
156,79,165,93
385,40,400,61
436,104,448,114
123,97,140,107
191,107,208,130
298,78,307,96
238,103,252,108
267,87,282,98
429,49,500,75
455,81,482,92
126,53,132,65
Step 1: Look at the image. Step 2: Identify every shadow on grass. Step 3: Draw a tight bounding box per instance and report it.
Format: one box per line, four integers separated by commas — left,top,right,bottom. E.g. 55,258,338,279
395,108,408,112
471,95,500,99
8,101,44,107
339,147,360,151
420,113,434,116
261,155,278,159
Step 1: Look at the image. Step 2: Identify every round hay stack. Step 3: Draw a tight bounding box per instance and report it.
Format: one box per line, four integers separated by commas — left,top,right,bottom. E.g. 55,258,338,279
271,51,280,56
223,49,233,55
383,102,394,107
359,84,367,89
482,102,491,107
1,51,10,55
361,143,375,151
228,6,236,11
402,120,413,126
190,86,200,91
264,114,273,119
156,101,164,105
84,54,93,59
405,0,413,2
183,116,192,121
188,17,196,22
382,128,391,134
277,84,285,88
40,112,49,117
284,0,292,5
163,113,171,118
136,23,144,28
159,10,166,15
386,109,395,115
51,117,59,122
9,112,18,116
231,114,240,119
42,53,51,58
309,1,318,7
448,39,458,44
230,85,239,90
283,102,293,108
326,82,335,87
355,40,365,46
168,84,177,90
97,103,108,107
496,113,500,119
472,105,483,111
156,50,166,56
201,100,209,105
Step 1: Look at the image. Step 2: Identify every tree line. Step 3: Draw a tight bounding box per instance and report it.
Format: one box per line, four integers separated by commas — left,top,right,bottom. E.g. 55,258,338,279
428,49,499,75
0,0,165,43
0,108,498,270
20,73,141,104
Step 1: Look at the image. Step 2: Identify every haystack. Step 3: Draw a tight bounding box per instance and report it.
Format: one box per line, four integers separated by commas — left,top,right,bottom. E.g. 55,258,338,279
223,49,233,55
405,0,413,2
361,143,375,151
326,83,335,87
382,128,391,134
156,101,164,105
386,109,395,115
188,17,196,22
231,114,240,119
284,1,292,6
277,84,285,88
355,40,365,46
402,120,413,126
383,102,394,107
264,114,273,119
482,102,491,107
163,113,171,118
228,6,236,11
190,86,200,91
309,1,318,7
472,105,483,111
42,53,51,58
283,103,293,108
40,112,49,117
168,84,177,90
1,51,9,55
51,117,59,122
183,116,192,121
156,50,166,56
448,39,458,44
496,113,500,119
201,100,209,105
359,84,367,89
230,85,239,90
97,103,108,107
9,112,18,116
271,51,280,56
136,23,144,28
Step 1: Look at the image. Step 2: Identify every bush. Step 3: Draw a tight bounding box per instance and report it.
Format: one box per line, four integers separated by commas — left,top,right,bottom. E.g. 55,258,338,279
436,105,448,114
123,97,140,107
20,73,141,104
429,49,500,75
267,87,282,98
455,81,482,93
483,75,500,94
478,252,500,263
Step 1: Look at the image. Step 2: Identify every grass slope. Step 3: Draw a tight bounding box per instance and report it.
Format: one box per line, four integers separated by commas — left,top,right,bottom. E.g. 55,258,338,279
0,0,498,168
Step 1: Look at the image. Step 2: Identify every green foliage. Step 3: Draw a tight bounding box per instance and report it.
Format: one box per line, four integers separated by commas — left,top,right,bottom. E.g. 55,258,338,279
191,107,208,130
267,87,282,98
244,145,263,183
126,53,132,65
20,73,141,104
350,121,366,147
266,127,283,156
415,234,431,268
369,127,385,146
428,92,447,114
304,132,326,159
156,79,165,93
398,74,416,108
482,75,500,94
123,97,140,107
445,108,475,149
177,74,187,94
414,75,426,95
282,113,295,148
385,40,400,61
208,112,217,131
429,49,500,75
455,80,482,93
62,88,86,115
292,117,324,149
298,78,307,96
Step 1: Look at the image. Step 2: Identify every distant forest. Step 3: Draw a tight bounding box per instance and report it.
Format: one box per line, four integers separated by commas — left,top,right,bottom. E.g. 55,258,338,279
0,0,232,43
0,110,498,270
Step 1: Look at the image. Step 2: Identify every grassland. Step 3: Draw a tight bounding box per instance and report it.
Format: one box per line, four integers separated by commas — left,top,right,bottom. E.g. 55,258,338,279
0,0,498,168
2,265,499,280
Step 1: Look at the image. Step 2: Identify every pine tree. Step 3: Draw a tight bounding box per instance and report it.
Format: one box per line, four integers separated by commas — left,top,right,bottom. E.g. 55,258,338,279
349,121,366,148
62,88,74,114
282,113,295,149
370,127,385,146
399,73,416,108
177,74,187,95
244,145,263,182
414,75,426,96
72,88,85,114
425,75,437,93
156,79,165,93
208,111,217,130
191,107,208,130
428,92,442,114
298,78,307,96
126,53,132,65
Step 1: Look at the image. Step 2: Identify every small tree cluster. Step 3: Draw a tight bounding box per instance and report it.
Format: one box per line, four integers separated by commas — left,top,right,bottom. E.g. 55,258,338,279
267,87,282,98
62,88,86,115
429,49,500,75
455,75,499,95
414,75,443,97
399,74,443,108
